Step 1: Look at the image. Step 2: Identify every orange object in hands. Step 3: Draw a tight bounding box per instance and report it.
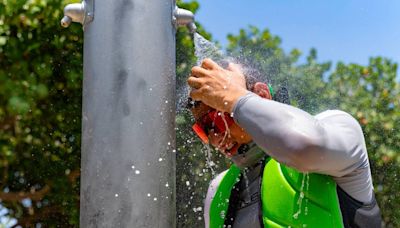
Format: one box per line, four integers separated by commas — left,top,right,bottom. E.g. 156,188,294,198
192,110,235,144
192,123,209,144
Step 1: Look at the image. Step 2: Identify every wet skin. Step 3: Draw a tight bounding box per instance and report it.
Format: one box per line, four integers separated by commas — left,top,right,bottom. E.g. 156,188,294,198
188,58,248,114
190,102,252,155
188,59,272,156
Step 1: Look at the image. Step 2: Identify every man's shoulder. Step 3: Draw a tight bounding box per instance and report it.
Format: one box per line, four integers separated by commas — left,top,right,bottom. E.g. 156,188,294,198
315,110,361,128
315,109,353,120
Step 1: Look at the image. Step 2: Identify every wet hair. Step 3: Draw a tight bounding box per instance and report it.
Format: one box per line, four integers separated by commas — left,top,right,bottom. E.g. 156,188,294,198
186,59,290,109
274,86,290,104
217,57,265,90
238,61,291,105
186,97,201,109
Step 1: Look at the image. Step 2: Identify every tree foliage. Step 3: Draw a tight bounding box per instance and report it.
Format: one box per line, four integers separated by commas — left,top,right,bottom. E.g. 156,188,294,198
0,0,83,226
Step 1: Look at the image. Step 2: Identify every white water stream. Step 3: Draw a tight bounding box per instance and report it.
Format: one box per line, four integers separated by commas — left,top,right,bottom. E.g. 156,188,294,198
293,173,310,221
193,33,234,177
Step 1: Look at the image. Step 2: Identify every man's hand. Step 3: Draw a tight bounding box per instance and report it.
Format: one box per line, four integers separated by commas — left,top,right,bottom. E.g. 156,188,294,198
187,58,248,113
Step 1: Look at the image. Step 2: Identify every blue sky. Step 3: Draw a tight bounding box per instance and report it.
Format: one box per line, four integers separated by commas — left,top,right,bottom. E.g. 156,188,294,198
191,0,400,73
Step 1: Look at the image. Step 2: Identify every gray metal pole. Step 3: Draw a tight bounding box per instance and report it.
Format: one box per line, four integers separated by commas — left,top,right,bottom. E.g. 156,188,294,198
80,0,176,227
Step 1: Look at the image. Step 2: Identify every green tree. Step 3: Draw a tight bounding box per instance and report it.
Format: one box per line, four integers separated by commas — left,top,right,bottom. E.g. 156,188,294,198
0,0,83,226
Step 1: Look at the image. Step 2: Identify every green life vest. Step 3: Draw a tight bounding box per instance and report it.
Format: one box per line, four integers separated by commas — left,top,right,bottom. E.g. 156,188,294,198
209,158,343,228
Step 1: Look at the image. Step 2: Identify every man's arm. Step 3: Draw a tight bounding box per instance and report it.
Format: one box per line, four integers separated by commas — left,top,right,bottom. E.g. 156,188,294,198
233,92,368,177
188,58,367,177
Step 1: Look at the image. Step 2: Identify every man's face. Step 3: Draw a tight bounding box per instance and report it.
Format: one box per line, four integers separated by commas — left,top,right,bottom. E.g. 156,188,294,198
190,102,252,157
189,81,272,156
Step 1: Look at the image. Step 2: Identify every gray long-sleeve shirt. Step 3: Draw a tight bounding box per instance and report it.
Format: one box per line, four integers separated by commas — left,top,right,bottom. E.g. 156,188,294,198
232,92,373,203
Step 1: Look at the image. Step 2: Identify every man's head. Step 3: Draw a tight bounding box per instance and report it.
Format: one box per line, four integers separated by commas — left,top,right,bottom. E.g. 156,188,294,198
189,81,273,157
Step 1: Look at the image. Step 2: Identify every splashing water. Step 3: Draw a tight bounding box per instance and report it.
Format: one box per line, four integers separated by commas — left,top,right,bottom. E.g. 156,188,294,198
194,33,232,67
178,34,236,176
181,34,274,180
305,173,310,216
293,172,310,220
204,144,216,176
177,33,234,111
215,111,232,150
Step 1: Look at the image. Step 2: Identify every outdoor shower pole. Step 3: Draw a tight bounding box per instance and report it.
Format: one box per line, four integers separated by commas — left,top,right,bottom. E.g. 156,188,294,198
81,0,178,226
63,0,180,227
62,0,195,225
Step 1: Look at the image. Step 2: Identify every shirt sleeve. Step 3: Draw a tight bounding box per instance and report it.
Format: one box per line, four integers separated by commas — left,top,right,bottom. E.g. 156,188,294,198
232,92,368,177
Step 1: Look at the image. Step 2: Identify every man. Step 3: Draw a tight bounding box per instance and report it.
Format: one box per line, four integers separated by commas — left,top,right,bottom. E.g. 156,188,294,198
187,58,382,228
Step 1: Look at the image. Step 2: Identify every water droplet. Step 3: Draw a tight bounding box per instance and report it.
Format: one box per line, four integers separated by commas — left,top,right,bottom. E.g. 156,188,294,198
115,194,119,198
172,149,176,153
131,165,135,169
224,102,228,106
153,197,157,201
186,181,190,186
147,193,151,197
135,170,140,175
158,158,163,162
165,100,168,104
167,142,171,146
220,210,226,219
165,182,169,187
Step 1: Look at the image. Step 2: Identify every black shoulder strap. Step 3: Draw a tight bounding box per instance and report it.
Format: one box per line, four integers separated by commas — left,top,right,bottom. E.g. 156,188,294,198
257,160,267,228
224,160,267,227
224,177,241,226
337,185,382,228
